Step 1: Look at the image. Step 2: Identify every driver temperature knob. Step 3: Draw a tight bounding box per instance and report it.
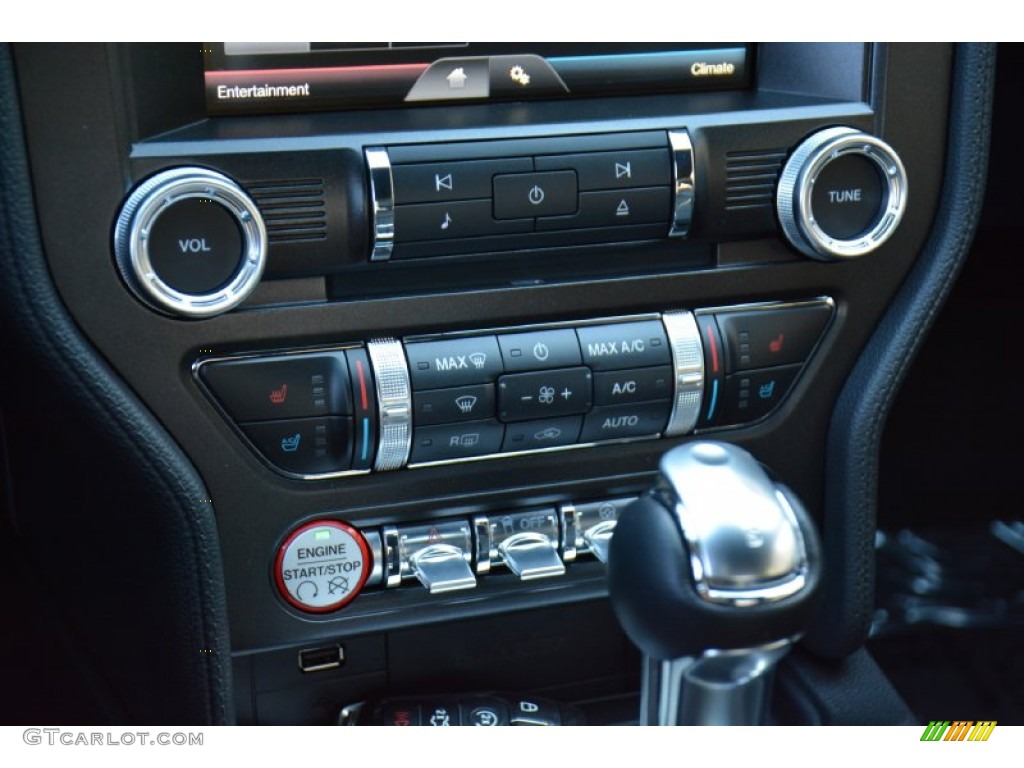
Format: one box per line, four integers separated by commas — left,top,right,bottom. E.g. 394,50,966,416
776,126,908,261
113,167,267,318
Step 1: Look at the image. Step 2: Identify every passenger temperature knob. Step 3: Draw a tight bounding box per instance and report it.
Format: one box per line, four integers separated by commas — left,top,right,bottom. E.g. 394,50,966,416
113,167,267,317
776,127,908,261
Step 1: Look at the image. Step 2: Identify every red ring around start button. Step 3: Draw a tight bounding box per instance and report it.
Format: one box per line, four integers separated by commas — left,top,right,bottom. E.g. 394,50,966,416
274,520,372,613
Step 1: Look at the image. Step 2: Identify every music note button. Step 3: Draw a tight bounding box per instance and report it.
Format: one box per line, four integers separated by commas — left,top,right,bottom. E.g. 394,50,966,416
393,200,532,242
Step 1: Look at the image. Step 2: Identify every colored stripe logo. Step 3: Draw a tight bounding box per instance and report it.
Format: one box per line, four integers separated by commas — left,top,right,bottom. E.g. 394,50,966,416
920,720,997,741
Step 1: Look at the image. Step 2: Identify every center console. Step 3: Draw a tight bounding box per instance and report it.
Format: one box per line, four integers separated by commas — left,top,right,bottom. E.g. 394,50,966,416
6,42,988,725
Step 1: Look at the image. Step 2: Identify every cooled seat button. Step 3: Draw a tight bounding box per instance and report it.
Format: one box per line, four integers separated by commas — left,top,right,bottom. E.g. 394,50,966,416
242,416,353,475
274,520,371,613
721,364,801,425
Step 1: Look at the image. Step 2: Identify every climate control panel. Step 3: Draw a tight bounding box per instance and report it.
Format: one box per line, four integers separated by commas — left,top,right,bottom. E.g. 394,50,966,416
195,298,833,479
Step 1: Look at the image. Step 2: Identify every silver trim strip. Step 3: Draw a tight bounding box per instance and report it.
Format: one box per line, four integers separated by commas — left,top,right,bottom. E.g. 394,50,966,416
559,504,578,563
668,129,694,238
367,339,412,471
364,529,384,587
382,526,402,588
473,515,492,575
777,126,908,261
662,310,704,437
114,167,267,318
365,147,395,261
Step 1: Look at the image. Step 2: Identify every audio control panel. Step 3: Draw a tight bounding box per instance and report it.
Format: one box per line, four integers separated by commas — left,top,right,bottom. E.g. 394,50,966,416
367,129,693,260
195,298,833,479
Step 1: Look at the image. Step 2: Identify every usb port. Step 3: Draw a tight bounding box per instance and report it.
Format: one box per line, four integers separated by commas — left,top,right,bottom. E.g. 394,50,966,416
298,644,344,674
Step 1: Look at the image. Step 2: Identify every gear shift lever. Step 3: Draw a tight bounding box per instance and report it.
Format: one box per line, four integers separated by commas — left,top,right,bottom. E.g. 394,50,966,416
608,441,822,725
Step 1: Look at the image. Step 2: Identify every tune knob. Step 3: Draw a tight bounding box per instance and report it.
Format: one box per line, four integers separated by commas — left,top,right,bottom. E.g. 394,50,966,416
776,127,908,261
113,167,267,317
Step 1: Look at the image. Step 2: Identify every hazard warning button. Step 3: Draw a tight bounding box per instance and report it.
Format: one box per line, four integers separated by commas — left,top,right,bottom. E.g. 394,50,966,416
274,520,372,613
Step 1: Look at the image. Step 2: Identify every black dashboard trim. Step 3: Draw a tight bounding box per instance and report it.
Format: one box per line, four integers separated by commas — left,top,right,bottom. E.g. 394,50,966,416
807,43,997,658
0,43,234,724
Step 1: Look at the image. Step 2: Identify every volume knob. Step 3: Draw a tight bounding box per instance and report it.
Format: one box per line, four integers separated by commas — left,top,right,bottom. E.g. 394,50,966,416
776,127,907,261
113,167,267,317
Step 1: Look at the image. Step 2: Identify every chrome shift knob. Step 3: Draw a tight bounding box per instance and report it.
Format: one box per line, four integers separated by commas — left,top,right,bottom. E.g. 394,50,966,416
608,441,822,725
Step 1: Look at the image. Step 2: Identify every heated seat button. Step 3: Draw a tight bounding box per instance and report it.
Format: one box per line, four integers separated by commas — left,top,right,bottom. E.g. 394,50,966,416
715,304,832,372
392,157,532,204
201,353,351,422
502,416,582,452
413,384,496,425
243,416,353,475
535,148,670,190
394,200,532,241
593,365,673,405
721,364,801,425
537,187,670,231
493,171,578,219
580,401,670,442
410,420,505,463
577,321,671,370
497,328,582,372
498,367,593,422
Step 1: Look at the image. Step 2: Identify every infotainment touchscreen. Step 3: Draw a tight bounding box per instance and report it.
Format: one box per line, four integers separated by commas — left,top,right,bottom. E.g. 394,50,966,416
203,43,753,115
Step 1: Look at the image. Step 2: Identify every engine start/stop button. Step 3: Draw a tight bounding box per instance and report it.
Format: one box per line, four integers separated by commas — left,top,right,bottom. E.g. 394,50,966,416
274,520,372,613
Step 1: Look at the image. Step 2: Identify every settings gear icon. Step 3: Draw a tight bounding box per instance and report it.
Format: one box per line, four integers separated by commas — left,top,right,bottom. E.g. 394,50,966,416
509,65,531,87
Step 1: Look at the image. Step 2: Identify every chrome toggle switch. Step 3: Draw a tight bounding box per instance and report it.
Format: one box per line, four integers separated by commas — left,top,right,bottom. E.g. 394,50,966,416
569,497,636,564
384,519,476,594
475,509,565,580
